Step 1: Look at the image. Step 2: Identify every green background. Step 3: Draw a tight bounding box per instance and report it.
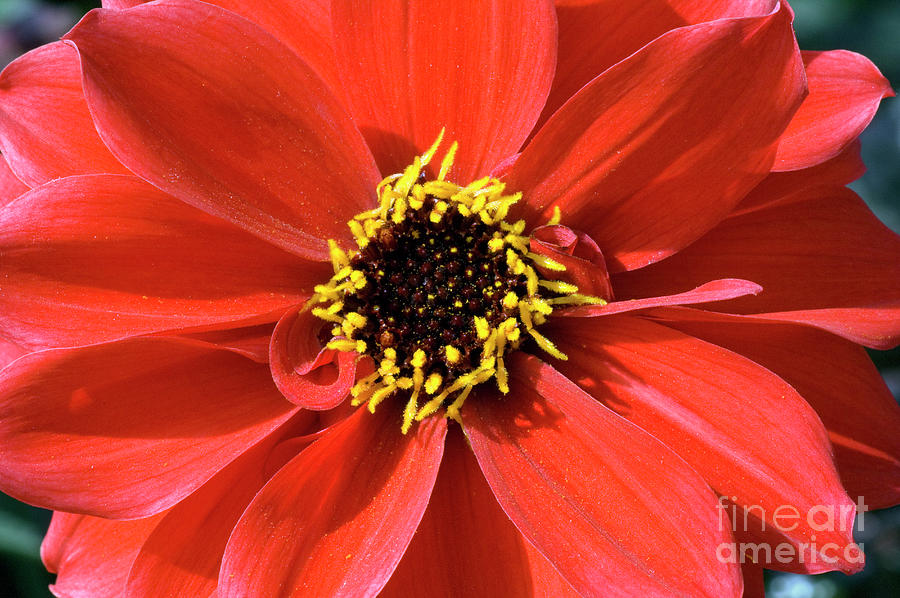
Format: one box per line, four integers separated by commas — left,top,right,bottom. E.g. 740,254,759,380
0,1,898,596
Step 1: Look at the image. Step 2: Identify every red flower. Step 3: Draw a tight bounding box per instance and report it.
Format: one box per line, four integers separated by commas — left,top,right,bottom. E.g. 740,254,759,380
0,0,897,596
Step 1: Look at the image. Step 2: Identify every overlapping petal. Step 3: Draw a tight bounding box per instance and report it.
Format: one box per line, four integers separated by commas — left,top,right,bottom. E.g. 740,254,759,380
65,0,380,260
652,308,900,510
218,407,446,598
0,155,28,206
0,42,128,187
42,512,165,598
332,0,557,181
0,337,296,518
382,426,578,596
775,50,894,171
464,353,742,597
125,413,318,598
547,315,860,573
269,305,358,409
614,184,900,348
543,0,778,129
0,175,326,351
509,2,805,272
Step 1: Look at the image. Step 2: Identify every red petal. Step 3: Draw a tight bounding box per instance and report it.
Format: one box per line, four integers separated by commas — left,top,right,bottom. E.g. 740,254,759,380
101,0,144,7
218,406,446,598
741,139,866,214
0,337,296,518
774,50,894,171
509,2,805,272
331,0,557,181
0,175,326,351
464,353,742,597
125,413,318,598
0,155,28,206
65,1,380,261
269,305,357,409
100,0,342,100
614,185,900,349
547,315,861,573
209,0,343,103
542,0,778,132
561,279,761,318
652,308,900,510
178,323,276,364
0,339,24,370
42,511,164,598
529,225,614,301
741,561,766,598
0,42,129,187
382,425,577,596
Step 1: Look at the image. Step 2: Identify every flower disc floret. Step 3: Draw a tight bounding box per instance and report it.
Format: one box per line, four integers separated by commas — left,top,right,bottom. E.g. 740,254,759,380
311,132,604,432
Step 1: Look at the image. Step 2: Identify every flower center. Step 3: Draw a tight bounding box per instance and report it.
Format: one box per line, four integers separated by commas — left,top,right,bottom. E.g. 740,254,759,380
310,132,600,432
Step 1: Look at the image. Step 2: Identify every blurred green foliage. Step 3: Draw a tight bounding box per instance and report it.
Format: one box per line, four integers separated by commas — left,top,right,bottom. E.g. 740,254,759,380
0,1,898,597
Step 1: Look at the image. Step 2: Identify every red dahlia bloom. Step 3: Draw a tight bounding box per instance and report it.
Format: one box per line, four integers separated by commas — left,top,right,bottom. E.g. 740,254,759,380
0,0,898,596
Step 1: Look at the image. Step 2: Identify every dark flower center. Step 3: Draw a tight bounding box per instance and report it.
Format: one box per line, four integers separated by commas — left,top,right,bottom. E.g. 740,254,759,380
310,133,599,432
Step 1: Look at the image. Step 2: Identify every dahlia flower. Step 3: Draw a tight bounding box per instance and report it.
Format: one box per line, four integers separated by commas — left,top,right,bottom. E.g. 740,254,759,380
0,0,898,596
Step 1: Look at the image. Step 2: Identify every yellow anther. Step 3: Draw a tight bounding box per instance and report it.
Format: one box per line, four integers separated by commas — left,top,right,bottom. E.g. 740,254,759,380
438,140,458,181
384,348,397,361
445,345,461,364
547,205,562,226
328,239,349,272
488,237,505,252
474,316,491,340
411,349,427,368
527,252,566,271
529,328,568,361
548,294,609,306
345,312,367,329
401,393,419,435
422,128,446,165
525,267,539,296
311,307,343,324
425,373,443,395
367,384,397,412
348,220,369,247
445,385,474,421
327,339,358,352
502,291,519,310
391,197,407,224
496,356,509,394
529,298,554,315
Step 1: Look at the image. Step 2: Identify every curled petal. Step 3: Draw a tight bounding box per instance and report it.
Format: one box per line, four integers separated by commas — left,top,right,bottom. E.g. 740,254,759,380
530,225,614,301
269,305,356,409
